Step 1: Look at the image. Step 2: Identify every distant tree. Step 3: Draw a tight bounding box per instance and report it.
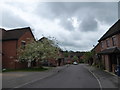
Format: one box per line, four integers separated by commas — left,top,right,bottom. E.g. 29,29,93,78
63,51,69,57
83,51,94,65
73,56,79,62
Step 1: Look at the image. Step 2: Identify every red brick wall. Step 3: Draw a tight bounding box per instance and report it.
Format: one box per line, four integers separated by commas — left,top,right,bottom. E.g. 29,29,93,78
117,33,120,47
92,43,101,65
100,34,120,51
94,43,101,53
16,31,35,69
99,34,120,72
2,40,17,69
18,31,35,47
0,41,2,70
0,29,2,70
2,31,35,69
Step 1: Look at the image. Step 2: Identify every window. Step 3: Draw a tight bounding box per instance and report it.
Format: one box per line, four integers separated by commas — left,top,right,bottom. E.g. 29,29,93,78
112,37,117,46
21,41,26,49
101,42,104,48
106,39,110,47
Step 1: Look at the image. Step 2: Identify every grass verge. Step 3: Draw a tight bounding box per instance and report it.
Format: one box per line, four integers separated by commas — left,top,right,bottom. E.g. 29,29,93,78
2,67,49,72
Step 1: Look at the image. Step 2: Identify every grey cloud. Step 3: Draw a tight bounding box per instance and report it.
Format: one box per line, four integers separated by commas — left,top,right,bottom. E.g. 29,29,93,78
36,2,117,18
59,17,74,30
36,2,117,31
1,2,118,51
80,16,98,31
117,2,120,20
26,2,118,51
60,39,95,51
36,2,85,19
1,10,30,28
60,41,79,48
75,2,118,23
36,3,75,30
59,36,93,49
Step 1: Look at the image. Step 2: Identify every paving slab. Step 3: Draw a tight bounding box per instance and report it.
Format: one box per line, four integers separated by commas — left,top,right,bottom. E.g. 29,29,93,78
84,64,120,89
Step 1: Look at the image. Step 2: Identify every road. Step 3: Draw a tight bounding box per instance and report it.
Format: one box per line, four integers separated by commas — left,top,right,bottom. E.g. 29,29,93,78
20,64,100,88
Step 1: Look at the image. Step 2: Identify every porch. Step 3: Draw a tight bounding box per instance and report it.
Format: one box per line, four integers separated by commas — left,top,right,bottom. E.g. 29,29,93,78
98,47,120,74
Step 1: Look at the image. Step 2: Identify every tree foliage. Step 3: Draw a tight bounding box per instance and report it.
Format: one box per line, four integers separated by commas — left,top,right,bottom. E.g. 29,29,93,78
83,51,94,63
73,56,79,62
17,38,61,64
63,51,69,57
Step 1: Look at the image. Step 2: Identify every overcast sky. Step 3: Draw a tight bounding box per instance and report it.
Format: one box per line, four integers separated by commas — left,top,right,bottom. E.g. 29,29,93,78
0,0,118,51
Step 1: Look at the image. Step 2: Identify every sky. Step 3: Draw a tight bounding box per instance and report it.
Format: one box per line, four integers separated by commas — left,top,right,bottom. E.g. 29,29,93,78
0,0,119,51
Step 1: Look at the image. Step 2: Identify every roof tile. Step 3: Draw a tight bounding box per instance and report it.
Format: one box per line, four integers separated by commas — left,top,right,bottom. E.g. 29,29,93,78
1,27,32,41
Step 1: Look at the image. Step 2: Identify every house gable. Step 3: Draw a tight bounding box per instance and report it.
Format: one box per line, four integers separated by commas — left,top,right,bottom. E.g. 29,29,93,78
1,27,35,69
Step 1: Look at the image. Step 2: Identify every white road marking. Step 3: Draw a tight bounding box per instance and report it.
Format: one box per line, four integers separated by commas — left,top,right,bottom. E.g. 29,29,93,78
14,65,69,88
85,66,102,90
88,69,102,90
14,74,52,88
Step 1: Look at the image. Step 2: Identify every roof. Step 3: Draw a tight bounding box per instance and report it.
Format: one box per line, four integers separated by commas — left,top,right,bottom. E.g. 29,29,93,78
1,27,34,41
65,51,85,57
91,43,99,51
98,19,120,42
98,47,120,55
38,37,48,42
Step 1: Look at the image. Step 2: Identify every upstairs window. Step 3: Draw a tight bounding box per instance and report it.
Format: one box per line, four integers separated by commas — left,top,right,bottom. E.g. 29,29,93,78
21,41,26,49
112,37,117,46
106,39,110,47
101,42,104,49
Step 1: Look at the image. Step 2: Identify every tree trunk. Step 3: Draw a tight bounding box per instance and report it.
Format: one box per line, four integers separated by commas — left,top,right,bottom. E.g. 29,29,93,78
28,60,31,68
38,60,43,68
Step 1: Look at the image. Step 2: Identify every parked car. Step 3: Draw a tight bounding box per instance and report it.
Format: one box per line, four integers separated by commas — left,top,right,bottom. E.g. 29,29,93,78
73,61,78,65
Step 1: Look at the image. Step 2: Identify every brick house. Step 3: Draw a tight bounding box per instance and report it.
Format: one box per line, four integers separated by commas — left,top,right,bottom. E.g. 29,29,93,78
63,51,85,64
1,27,35,69
93,19,120,73
68,51,85,63
92,43,101,66
0,30,2,70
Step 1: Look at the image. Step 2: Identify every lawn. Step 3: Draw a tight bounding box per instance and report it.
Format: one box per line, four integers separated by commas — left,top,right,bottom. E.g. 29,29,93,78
2,67,50,72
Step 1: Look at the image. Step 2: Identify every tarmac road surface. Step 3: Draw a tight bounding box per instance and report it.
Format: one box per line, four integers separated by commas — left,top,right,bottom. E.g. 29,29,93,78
20,64,100,88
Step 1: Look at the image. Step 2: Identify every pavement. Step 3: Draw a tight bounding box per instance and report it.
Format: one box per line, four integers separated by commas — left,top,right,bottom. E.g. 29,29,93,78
2,65,69,89
84,64,120,89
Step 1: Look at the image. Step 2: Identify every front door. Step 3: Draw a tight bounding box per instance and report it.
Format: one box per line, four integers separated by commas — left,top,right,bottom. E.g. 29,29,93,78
117,55,120,66
110,54,117,73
